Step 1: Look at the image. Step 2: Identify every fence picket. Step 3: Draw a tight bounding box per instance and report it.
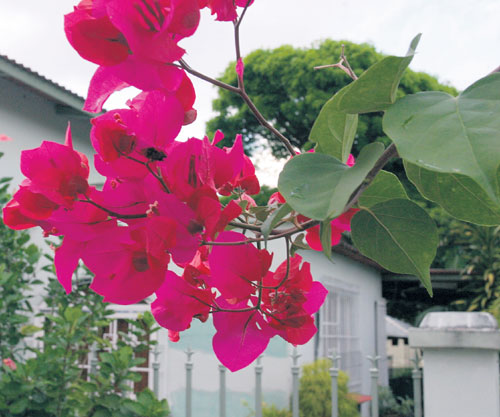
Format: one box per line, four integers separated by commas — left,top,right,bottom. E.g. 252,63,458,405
328,352,341,417
367,356,380,417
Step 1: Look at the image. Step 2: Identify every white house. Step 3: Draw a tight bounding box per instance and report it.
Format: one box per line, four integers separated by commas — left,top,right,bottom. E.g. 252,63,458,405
0,55,388,417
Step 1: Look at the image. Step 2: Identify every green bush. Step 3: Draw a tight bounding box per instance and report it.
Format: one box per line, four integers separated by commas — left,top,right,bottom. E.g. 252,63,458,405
0,169,41,361
299,359,360,417
378,385,414,417
262,403,292,417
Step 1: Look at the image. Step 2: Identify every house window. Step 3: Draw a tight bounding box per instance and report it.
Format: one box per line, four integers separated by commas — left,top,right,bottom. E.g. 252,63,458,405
64,305,157,394
319,288,362,391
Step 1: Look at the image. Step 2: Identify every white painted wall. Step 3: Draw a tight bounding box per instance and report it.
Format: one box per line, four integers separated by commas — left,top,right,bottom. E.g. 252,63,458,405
0,76,96,188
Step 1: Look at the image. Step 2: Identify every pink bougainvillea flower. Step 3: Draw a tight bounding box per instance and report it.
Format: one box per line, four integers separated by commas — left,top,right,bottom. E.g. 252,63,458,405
90,109,137,162
2,200,38,230
12,181,60,220
20,128,89,208
84,57,185,113
262,255,328,345
208,231,273,302
203,0,254,21
212,298,276,372
151,271,213,331
82,226,169,304
303,208,359,251
0,134,12,142
268,191,286,205
127,90,184,150
168,330,180,342
2,358,16,371
105,0,199,63
65,1,130,66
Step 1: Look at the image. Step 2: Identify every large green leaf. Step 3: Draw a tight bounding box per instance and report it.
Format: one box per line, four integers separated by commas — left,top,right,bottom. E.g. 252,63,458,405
405,161,500,225
351,199,437,295
358,171,408,208
337,34,421,114
384,73,500,210
309,85,358,162
278,142,385,220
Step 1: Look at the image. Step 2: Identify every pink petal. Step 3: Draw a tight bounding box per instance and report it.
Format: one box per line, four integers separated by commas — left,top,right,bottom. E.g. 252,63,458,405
212,299,275,371
55,238,84,294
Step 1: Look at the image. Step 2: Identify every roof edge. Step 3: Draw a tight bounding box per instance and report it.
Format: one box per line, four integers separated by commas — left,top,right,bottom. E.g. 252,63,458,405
0,55,93,117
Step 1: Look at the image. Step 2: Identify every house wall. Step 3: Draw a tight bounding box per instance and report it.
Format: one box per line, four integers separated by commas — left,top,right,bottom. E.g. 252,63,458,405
0,76,96,187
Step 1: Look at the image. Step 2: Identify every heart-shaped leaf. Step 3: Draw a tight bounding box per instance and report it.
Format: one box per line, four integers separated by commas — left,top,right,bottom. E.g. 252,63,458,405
358,171,408,208
351,198,437,295
278,142,385,221
337,34,421,114
384,73,500,209
309,85,358,162
405,161,500,225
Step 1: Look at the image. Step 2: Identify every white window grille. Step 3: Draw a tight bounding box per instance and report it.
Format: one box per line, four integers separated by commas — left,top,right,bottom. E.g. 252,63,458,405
319,287,362,391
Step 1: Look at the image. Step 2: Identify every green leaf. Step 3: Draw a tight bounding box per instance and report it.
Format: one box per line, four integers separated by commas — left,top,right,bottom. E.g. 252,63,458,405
337,34,421,114
320,221,332,260
351,199,437,295
20,324,42,336
92,408,112,417
358,171,408,208
261,203,292,245
405,161,500,225
384,73,500,213
9,398,28,414
278,142,385,220
122,399,147,415
309,85,358,162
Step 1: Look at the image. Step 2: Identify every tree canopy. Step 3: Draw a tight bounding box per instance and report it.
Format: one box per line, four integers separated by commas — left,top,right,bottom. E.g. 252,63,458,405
207,40,457,159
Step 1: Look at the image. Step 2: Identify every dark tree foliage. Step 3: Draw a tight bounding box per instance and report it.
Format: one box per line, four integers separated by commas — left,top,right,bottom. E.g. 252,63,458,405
207,40,457,162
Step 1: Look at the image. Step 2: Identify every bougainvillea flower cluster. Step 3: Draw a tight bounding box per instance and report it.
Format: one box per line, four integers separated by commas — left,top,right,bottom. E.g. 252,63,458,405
3,0,357,371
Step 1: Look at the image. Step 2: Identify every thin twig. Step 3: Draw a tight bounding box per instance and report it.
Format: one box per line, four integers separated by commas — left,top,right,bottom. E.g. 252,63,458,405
178,59,240,94
79,198,147,220
202,219,318,246
314,45,358,81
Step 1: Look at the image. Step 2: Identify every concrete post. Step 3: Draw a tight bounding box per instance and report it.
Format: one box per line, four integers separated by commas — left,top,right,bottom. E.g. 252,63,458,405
409,312,500,417
410,351,422,417
152,344,160,397
219,364,226,417
255,356,263,417
328,352,341,417
291,347,301,417
367,356,380,417
185,347,194,417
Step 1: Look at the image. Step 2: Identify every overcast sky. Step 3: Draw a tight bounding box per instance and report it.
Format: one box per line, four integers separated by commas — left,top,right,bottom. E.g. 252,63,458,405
1,1,499,185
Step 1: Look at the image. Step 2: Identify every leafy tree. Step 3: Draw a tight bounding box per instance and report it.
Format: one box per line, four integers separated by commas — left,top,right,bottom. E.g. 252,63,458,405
207,40,456,163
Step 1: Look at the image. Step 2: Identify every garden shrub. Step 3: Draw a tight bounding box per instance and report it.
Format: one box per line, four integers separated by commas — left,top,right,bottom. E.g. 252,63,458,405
0,168,41,361
378,385,414,417
299,359,360,417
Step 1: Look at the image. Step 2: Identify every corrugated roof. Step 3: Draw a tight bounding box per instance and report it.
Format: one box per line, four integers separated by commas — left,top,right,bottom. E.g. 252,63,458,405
0,54,92,116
